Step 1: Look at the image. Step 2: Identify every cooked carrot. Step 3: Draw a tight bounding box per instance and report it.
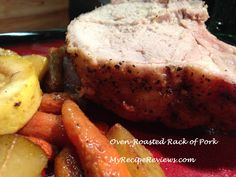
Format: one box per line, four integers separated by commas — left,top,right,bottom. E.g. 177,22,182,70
25,136,54,159
62,100,132,177
39,92,71,114
19,111,68,146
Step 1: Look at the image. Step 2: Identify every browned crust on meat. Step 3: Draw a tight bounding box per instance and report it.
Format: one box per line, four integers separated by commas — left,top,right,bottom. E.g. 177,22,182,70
66,1,236,131
67,46,236,130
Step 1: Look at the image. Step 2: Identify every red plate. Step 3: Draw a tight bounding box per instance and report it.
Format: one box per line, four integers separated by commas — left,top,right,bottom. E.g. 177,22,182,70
4,40,236,177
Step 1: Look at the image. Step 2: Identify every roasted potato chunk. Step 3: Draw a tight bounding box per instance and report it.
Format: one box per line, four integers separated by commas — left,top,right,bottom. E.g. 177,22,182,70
107,124,165,177
0,134,48,177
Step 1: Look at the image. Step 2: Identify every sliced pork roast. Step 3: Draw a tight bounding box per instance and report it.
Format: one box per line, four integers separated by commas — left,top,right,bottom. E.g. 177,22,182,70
66,1,236,130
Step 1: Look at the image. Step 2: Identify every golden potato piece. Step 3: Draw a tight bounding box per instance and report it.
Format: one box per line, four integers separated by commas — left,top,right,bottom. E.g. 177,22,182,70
107,124,165,177
0,48,19,56
0,134,48,177
0,56,42,135
23,54,48,80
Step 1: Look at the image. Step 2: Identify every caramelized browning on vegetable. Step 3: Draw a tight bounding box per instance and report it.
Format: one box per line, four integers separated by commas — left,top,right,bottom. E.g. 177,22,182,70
107,124,166,177
0,47,167,177
55,147,83,177
62,99,132,177
39,92,71,114
19,111,68,146
44,47,65,92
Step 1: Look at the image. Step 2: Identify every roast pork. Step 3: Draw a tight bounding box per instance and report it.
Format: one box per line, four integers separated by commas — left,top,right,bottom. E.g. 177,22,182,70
66,1,236,130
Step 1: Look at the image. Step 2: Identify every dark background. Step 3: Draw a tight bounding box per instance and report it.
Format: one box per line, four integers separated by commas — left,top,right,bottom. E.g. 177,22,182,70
206,0,236,36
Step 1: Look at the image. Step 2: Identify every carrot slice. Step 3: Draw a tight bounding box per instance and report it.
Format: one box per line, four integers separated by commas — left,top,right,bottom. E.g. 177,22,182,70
19,111,68,146
39,93,71,114
62,100,132,177
25,136,54,160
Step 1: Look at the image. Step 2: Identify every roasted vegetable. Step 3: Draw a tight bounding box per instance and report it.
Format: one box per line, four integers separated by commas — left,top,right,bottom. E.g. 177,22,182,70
0,48,18,56
0,134,48,177
19,111,68,146
25,136,54,160
54,147,83,177
44,47,65,92
62,100,132,177
0,55,42,135
19,111,109,147
107,124,165,177
39,92,71,114
23,54,48,80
